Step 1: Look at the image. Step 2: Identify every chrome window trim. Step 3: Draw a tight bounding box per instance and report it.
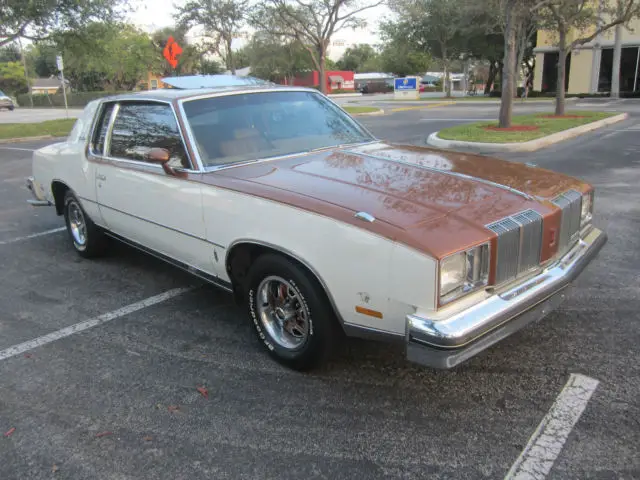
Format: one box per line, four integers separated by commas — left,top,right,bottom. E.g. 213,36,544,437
177,89,378,173
88,100,118,157
97,98,198,172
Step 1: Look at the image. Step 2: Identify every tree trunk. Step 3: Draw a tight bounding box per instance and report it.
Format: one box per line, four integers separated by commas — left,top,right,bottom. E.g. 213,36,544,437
556,29,567,116
499,1,517,128
515,23,528,96
227,39,236,75
444,61,452,97
485,62,496,95
611,23,622,98
318,46,327,94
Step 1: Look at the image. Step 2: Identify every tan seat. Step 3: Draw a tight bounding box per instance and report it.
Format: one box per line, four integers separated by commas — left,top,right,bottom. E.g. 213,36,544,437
219,128,270,158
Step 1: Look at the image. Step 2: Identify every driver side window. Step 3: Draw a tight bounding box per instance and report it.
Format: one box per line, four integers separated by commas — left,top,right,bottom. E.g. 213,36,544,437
108,102,191,168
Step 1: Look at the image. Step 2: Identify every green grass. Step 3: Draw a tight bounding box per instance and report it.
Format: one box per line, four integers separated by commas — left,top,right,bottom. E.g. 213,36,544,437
396,96,554,101
437,111,616,143
0,119,77,140
343,106,381,114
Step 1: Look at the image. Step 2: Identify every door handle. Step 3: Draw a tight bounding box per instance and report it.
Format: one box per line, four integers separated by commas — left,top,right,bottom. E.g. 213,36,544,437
96,174,106,181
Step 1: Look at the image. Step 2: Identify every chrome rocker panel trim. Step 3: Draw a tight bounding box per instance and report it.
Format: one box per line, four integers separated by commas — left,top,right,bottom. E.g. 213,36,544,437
406,226,607,369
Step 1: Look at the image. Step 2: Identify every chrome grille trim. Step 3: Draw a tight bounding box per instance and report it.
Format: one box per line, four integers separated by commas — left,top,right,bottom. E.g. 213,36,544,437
552,189,582,254
512,209,543,274
487,209,543,284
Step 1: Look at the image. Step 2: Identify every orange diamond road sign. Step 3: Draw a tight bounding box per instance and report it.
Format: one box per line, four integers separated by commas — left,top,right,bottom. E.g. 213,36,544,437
163,36,183,69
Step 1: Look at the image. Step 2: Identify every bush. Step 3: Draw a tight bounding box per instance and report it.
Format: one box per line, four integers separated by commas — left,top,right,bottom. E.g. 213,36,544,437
16,91,130,108
329,88,357,94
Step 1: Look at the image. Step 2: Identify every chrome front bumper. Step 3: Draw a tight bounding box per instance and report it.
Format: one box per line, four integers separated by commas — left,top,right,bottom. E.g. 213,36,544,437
406,226,607,369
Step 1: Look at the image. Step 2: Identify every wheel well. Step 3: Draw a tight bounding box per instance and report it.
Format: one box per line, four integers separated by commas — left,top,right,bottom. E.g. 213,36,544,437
225,243,344,328
51,181,69,215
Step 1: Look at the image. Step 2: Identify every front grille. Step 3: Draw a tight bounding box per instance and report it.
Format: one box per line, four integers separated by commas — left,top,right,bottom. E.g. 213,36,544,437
487,209,543,284
551,189,582,254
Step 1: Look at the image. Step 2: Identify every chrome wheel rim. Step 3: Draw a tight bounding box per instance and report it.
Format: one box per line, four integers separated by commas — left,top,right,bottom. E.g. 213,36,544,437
68,201,87,249
256,276,310,350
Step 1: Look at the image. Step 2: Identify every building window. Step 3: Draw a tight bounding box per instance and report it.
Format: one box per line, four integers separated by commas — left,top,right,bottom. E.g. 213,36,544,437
150,79,158,90
599,46,640,93
541,52,571,93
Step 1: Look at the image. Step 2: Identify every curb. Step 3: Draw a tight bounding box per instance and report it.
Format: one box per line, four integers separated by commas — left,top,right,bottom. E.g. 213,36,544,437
426,113,629,152
328,93,363,98
379,97,578,106
0,135,65,145
349,108,385,117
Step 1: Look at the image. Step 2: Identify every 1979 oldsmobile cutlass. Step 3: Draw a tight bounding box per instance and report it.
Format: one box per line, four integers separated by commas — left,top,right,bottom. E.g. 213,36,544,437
26,77,607,371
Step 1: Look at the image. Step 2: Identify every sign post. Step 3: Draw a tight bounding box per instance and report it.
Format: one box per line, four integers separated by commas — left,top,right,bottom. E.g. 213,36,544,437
56,55,69,118
393,76,420,100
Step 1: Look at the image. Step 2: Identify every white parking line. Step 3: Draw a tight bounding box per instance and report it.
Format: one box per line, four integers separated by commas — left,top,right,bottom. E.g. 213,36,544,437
0,147,35,151
0,288,191,361
0,227,66,245
504,373,600,480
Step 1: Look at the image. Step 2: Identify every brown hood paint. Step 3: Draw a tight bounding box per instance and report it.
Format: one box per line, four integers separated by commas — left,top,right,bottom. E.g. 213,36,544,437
200,142,591,261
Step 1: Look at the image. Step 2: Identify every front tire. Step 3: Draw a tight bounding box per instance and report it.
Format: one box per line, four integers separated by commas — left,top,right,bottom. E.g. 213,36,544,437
246,254,338,371
63,191,108,258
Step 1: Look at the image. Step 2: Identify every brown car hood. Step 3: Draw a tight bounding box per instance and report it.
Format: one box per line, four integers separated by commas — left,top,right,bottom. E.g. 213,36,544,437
213,142,590,259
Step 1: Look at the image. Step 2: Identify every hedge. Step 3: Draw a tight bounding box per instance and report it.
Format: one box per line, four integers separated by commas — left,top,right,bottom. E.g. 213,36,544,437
16,91,130,108
489,89,640,99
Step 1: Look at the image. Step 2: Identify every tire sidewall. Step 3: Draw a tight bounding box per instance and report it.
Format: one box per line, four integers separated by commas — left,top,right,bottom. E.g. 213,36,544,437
247,255,330,365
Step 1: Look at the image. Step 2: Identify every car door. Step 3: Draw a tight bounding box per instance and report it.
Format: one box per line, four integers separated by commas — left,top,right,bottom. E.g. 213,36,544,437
93,100,212,273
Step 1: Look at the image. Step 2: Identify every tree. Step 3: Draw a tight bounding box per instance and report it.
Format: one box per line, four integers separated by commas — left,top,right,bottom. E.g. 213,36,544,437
0,61,28,96
251,0,384,93
198,58,224,74
387,0,490,96
0,0,130,47
177,0,251,74
242,34,313,82
0,45,20,62
336,44,378,71
540,0,640,115
25,43,58,78
54,22,156,91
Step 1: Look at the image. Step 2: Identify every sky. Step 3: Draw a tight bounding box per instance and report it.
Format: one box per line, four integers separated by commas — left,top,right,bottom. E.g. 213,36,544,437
128,0,393,61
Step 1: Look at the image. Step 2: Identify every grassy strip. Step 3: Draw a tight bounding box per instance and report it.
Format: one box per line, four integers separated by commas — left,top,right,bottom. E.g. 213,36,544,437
343,106,381,114
436,111,616,143
0,119,76,140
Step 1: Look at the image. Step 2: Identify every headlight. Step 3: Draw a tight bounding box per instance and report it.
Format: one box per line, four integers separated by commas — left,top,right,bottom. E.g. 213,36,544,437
581,190,594,227
439,243,490,304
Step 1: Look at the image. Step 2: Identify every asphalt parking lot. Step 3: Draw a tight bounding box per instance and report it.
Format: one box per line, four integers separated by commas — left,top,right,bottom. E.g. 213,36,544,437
0,103,639,479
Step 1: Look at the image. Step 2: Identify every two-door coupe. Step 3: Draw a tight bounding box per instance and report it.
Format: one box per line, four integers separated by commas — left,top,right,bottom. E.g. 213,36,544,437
26,81,607,370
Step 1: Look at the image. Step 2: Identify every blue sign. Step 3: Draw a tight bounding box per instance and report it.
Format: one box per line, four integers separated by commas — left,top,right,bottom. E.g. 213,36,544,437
394,77,417,91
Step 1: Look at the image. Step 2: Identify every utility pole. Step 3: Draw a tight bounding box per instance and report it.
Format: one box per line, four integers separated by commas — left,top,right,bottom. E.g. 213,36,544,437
17,38,33,107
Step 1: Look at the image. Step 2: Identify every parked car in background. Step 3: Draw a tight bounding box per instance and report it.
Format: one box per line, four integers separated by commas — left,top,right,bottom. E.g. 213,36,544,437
26,80,607,372
0,90,15,110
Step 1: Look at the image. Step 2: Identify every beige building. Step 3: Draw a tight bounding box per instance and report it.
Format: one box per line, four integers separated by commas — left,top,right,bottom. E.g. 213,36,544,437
533,18,640,94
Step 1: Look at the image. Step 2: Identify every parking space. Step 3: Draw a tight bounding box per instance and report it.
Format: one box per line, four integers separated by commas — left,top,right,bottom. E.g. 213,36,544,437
0,105,639,479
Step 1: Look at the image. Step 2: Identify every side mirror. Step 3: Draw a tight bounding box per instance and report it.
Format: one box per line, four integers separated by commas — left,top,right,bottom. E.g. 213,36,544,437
145,148,178,176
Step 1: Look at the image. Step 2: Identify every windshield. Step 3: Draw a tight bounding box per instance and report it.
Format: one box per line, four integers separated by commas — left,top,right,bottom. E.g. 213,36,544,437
0,90,6,97
182,91,375,168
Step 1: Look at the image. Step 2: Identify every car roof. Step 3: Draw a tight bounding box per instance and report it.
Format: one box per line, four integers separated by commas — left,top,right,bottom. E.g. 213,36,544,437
98,76,317,103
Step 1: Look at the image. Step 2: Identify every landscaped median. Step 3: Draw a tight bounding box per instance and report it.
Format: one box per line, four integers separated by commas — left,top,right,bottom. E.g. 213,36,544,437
0,119,76,143
343,106,384,116
427,111,628,152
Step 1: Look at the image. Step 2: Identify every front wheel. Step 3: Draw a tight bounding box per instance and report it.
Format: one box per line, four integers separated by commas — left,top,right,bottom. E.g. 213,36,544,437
63,191,108,258
246,254,338,371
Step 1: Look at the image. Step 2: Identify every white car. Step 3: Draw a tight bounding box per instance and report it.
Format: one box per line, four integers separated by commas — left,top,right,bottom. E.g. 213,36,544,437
26,78,607,371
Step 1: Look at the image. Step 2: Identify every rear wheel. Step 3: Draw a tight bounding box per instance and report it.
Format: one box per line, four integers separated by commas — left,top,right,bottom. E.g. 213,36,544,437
63,191,108,258
246,253,338,371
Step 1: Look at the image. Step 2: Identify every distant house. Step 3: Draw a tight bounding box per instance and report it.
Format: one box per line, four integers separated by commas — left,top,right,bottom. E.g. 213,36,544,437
31,77,69,95
138,72,167,90
223,66,252,77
